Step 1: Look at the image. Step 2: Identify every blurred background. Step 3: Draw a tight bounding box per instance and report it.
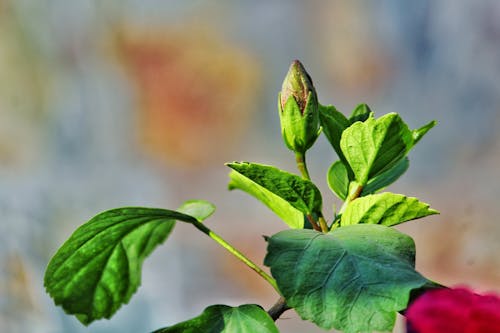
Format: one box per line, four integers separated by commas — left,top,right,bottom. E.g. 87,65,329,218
1,1,499,332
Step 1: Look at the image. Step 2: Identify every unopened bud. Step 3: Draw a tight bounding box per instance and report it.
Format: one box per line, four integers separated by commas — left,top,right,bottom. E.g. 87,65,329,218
278,60,320,154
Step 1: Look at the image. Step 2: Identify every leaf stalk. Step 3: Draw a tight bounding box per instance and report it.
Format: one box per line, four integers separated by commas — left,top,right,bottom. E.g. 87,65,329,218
190,220,280,294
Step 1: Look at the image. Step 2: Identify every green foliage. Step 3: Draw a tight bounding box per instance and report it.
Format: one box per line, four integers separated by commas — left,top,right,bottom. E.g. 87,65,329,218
227,162,322,228
349,103,372,123
319,104,350,164
361,157,409,195
44,60,440,332
264,225,429,333
340,113,414,185
327,160,349,200
228,167,304,229
341,193,438,227
44,207,200,325
154,304,279,333
177,199,216,222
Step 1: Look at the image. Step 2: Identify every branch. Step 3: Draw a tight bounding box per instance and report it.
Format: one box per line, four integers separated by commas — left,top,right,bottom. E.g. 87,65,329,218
267,297,291,321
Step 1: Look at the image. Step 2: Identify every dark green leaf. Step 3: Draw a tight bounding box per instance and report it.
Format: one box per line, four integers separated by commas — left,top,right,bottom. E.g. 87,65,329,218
154,304,279,333
341,192,439,226
318,104,350,161
44,207,199,325
413,120,437,144
264,225,429,333
177,200,216,222
349,103,372,123
340,113,413,185
327,160,350,200
227,162,322,225
362,157,409,195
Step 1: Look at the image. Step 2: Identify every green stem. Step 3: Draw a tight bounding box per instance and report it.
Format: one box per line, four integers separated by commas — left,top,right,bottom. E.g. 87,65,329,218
318,215,329,233
339,183,363,214
190,220,280,294
295,152,311,180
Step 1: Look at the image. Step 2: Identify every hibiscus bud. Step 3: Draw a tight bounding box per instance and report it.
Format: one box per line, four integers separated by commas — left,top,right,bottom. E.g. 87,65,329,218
278,60,320,154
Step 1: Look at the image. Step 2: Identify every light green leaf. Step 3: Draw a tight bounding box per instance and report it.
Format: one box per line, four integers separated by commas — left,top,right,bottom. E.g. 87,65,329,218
341,192,439,226
362,157,409,195
177,200,216,222
154,304,279,333
228,169,304,229
227,162,322,227
264,225,429,333
349,103,372,123
413,120,437,144
44,207,201,325
318,104,350,162
340,113,413,185
327,160,349,200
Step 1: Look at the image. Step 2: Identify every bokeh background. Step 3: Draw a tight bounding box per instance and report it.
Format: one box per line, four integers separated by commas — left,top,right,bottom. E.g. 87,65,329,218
1,1,500,332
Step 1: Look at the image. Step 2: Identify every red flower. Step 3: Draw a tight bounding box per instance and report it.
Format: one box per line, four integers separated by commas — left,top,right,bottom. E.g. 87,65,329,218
406,287,500,333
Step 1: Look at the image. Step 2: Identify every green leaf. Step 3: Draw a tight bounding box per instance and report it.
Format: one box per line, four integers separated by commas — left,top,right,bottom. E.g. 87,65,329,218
362,157,409,195
228,169,304,229
154,304,279,333
318,104,350,161
227,162,322,227
340,113,413,185
349,103,372,123
44,207,200,325
177,200,216,222
264,225,429,333
327,160,349,200
413,120,437,144
341,192,439,226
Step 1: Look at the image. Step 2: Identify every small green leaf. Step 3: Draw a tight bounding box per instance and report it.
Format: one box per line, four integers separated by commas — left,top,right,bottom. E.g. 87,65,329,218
227,162,322,227
349,103,372,123
264,225,429,333
413,120,437,144
340,113,413,185
318,104,350,161
177,200,216,222
327,160,349,200
44,207,200,325
228,169,304,229
154,304,279,333
362,157,409,195
341,192,439,226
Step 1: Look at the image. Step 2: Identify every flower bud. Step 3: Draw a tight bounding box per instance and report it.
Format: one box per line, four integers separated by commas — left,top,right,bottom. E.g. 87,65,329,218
278,60,320,154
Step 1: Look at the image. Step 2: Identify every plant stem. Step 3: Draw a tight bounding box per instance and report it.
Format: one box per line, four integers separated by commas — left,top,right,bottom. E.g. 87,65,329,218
267,296,290,321
339,183,363,214
190,220,280,294
295,152,311,180
318,215,329,233
296,152,329,233
306,214,321,231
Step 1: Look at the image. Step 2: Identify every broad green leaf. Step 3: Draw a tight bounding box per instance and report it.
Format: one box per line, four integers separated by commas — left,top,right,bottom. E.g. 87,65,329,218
340,113,413,185
341,192,439,226
413,120,437,144
349,103,372,123
327,160,349,200
154,304,279,333
361,157,409,195
264,225,429,333
227,162,322,223
228,169,304,228
318,104,350,161
177,200,216,222
44,207,200,325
